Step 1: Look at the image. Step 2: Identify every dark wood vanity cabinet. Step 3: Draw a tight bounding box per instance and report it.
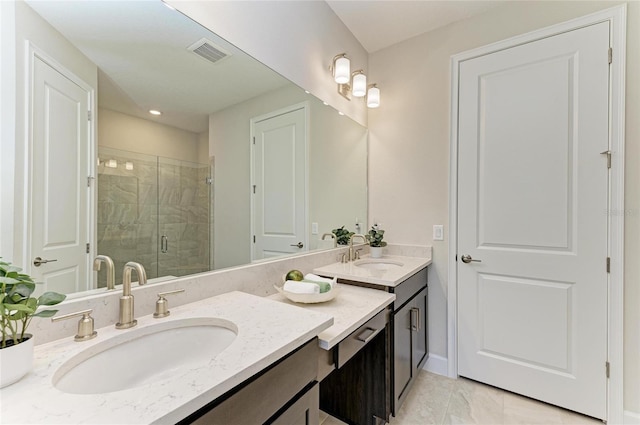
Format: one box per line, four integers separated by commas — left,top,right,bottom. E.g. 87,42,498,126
179,338,320,425
393,284,428,413
336,266,429,417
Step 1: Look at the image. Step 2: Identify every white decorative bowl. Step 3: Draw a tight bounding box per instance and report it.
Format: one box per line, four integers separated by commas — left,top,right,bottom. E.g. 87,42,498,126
274,283,339,304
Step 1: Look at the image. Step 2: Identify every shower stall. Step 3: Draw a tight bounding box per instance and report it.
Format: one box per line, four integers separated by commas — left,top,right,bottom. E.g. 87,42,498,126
96,147,212,287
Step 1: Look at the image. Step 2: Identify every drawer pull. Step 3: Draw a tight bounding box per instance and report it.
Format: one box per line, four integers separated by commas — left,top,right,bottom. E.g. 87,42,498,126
356,326,382,344
410,307,421,332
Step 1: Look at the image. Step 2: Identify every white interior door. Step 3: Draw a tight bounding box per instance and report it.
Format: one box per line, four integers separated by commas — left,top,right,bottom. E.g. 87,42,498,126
252,107,307,260
30,56,91,294
457,22,609,419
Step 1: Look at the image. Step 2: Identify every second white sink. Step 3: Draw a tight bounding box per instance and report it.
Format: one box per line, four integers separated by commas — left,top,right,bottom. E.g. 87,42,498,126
53,317,238,394
354,259,404,270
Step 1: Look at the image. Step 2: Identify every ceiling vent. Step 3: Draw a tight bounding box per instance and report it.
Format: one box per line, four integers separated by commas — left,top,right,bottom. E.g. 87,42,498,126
187,38,231,65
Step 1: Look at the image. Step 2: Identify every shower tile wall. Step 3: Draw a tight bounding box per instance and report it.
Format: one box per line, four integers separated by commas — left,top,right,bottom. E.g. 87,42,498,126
97,148,210,287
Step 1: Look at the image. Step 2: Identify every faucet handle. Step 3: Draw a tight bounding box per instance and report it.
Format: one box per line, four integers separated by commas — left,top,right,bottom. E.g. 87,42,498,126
154,289,185,318
52,309,97,342
355,248,363,260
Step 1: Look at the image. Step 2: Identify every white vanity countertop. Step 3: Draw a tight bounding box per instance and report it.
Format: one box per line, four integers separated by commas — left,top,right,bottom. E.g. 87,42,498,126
0,291,333,425
312,255,432,287
269,284,395,349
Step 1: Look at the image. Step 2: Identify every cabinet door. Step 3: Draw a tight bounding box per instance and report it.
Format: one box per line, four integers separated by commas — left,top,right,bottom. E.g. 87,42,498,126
393,302,413,408
271,383,319,425
411,287,428,372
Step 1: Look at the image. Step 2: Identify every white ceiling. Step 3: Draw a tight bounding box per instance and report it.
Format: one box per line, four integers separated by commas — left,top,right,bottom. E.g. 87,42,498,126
26,0,291,134
326,0,504,53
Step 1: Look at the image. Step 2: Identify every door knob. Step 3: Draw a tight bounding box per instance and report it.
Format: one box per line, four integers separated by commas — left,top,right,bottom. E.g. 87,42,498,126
461,255,481,264
290,242,304,248
33,257,58,267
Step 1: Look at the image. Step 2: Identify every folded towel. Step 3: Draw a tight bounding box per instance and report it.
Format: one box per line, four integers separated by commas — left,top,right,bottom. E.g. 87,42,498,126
304,273,337,287
302,280,332,293
283,280,320,294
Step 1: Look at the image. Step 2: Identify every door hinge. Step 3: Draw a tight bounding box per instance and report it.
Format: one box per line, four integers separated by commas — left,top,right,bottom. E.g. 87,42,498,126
205,177,212,185
253,235,256,243
253,137,256,145
87,176,94,187
606,361,610,378
608,47,613,64
86,243,90,254
253,185,256,194
601,150,611,169
87,110,92,121
606,257,611,273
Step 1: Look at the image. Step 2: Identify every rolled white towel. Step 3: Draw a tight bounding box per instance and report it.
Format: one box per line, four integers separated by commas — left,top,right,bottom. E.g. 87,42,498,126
304,273,337,287
283,280,320,294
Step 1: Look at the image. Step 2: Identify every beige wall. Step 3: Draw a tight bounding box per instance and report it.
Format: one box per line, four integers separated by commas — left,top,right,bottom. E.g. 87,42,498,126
9,1,98,268
368,0,639,414
98,108,206,164
210,84,367,269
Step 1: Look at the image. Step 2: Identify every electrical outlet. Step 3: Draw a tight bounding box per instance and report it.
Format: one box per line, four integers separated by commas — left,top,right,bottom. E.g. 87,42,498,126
433,225,444,241
311,222,318,235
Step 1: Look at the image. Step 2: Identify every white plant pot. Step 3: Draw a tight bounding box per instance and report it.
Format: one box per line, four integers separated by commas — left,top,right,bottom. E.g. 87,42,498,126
370,246,384,258
0,335,34,388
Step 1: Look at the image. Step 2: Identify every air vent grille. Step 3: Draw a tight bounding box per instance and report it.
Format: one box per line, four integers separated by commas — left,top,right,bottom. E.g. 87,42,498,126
187,38,231,64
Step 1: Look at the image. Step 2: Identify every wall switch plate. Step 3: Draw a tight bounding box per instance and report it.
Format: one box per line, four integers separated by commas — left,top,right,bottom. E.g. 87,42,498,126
311,222,318,235
433,225,444,241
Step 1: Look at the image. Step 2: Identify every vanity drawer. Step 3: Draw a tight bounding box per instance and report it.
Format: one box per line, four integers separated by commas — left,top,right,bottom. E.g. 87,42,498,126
392,267,427,310
336,308,388,369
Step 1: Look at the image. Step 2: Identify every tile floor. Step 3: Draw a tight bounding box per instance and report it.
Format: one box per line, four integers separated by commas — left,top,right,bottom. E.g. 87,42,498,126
319,371,602,425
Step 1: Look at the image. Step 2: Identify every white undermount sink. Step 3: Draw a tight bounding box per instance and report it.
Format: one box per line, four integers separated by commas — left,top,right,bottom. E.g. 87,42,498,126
53,317,238,394
353,259,404,270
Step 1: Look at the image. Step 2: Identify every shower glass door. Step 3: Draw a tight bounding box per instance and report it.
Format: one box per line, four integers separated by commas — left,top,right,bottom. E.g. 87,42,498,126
97,147,211,287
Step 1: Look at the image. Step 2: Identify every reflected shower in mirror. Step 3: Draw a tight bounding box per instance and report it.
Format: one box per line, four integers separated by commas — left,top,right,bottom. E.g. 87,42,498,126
20,0,367,295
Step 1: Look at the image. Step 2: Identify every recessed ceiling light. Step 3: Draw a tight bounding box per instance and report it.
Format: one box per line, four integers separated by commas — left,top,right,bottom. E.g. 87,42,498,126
149,110,162,116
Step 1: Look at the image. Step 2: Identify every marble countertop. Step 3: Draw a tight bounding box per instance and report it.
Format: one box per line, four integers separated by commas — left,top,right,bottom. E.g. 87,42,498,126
0,291,333,425
268,284,395,349
313,255,432,287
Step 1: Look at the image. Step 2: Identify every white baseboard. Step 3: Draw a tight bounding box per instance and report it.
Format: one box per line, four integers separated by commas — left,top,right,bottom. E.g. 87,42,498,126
423,353,448,376
625,410,640,424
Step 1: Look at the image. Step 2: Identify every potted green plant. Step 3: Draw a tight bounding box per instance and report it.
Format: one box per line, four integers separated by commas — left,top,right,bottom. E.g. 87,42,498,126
332,225,355,246
0,260,66,388
367,225,387,258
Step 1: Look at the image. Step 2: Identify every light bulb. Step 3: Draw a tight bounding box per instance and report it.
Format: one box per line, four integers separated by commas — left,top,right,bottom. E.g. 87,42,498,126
367,86,380,108
352,72,367,97
334,56,350,84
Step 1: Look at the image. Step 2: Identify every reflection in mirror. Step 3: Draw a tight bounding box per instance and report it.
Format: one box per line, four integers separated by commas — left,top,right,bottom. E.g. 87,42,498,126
20,0,367,297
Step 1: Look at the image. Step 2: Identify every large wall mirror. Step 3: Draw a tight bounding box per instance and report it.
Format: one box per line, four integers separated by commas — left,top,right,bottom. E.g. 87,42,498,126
20,0,367,298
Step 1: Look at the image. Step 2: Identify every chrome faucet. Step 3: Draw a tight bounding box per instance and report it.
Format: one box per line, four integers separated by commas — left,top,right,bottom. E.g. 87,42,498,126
349,234,368,261
93,255,115,290
321,233,337,247
116,262,147,329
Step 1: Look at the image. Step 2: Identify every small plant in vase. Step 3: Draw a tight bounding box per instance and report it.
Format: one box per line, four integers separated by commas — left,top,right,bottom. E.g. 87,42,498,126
332,225,355,246
367,225,387,258
1,260,66,388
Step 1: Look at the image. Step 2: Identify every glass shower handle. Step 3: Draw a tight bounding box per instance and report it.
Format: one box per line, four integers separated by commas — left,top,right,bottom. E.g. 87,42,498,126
161,235,168,253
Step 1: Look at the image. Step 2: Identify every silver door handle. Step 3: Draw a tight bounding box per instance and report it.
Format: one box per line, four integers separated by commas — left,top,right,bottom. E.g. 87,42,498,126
461,255,481,263
161,235,168,253
33,257,57,267
290,242,304,248
410,307,421,332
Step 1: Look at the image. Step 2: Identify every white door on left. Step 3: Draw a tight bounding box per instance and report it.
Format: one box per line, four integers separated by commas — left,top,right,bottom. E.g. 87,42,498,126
30,56,92,294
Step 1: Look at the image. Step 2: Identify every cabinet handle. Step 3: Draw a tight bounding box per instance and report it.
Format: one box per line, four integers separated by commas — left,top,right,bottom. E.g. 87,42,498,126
161,235,168,253
356,326,382,344
410,307,420,332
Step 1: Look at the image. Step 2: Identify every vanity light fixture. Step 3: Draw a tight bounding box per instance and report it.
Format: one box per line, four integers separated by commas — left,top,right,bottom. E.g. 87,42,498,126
125,162,134,171
330,53,380,107
149,109,162,116
106,159,118,169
